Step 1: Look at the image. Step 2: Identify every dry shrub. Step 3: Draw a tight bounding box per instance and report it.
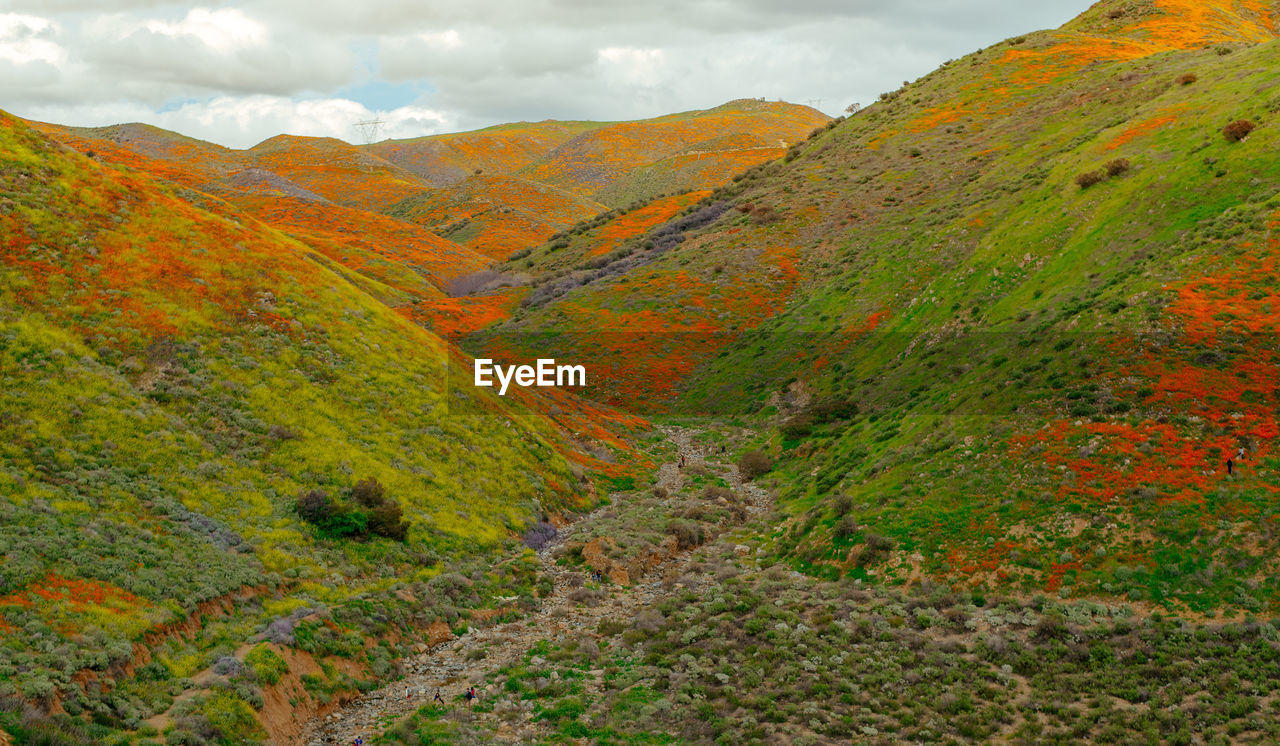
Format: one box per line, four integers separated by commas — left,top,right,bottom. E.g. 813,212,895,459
1105,158,1131,177
568,587,605,606
1177,72,1197,86
1075,170,1105,189
1224,119,1256,142
703,485,733,502
633,609,665,632
666,520,704,550
738,450,773,480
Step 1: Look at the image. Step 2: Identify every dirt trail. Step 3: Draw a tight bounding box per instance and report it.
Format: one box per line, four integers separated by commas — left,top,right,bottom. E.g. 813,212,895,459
303,425,767,744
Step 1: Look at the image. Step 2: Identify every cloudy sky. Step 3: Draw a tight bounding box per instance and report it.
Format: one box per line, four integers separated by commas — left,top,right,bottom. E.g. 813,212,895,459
1,0,1088,148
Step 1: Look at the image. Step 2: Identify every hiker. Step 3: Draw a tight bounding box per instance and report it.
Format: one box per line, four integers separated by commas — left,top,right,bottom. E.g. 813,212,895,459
464,686,478,708
433,688,445,705
1238,446,1246,461
406,686,411,701
680,455,685,468
720,445,725,454
1227,458,1234,476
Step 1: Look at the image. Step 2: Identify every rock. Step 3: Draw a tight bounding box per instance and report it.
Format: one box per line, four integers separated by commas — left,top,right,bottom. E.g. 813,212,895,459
582,536,620,578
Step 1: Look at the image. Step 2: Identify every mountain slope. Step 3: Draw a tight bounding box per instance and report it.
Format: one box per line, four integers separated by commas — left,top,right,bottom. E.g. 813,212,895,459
514,99,829,205
387,173,606,261
368,120,608,186
0,111,617,735
37,121,491,302
472,0,1280,613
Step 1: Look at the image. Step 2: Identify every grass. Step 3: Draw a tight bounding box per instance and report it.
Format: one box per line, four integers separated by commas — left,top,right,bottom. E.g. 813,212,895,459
0,110,609,741
464,6,1280,615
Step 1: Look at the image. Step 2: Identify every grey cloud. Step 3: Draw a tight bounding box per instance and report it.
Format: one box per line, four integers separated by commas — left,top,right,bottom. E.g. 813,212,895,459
3,0,1092,147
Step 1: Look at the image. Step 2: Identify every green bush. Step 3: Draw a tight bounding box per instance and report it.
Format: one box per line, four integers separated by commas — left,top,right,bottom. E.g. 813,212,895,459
244,645,289,686
295,477,408,541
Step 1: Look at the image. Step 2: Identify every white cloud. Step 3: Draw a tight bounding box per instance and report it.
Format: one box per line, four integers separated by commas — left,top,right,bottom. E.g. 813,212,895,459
418,29,462,49
598,47,665,87
0,13,67,66
141,8,268,53
14,94,452,148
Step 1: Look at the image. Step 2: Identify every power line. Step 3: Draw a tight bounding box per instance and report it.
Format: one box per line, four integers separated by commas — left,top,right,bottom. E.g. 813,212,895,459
353,119,384,145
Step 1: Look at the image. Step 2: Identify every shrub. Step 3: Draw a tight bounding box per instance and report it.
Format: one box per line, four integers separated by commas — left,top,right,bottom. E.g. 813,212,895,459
833,494,853,517
810,397,858,424
738,451,773,480
751,205,783,225
1224,120,1256,142
296,479,408,541
1104,158,1131,177
212,655,244,677
296,489,337,524
666,520,704,550
855,532,895,566
1177,72,1197,85
351,477,385,507
1035,612,1069,640
780,413,814,440
834,516,859,541
523,521,558,551
245,645,289,686
703,485,733,502
368,502,408,541
567,588,604,606
633,609,665,632
1075,170,1105,189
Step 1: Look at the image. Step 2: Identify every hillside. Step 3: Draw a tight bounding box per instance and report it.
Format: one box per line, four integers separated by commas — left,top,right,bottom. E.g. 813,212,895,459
0,111,630,742
471,0,1280,613
386,173,606,261
382,100,828,259
35,122,491,305
9,1,1280,742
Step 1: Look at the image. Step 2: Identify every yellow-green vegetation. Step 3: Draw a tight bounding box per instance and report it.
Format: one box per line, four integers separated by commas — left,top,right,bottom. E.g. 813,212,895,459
0,110,593,740
243,646,288,686
489,1,1280,614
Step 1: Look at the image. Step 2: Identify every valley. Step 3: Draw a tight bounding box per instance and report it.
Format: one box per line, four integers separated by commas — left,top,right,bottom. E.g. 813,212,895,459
3,0,1280,743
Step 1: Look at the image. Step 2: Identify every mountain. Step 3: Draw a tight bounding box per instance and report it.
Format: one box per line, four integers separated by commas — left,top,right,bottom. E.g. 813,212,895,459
470,0,1280,613
35,122,491,305
7,0,1280,741
0,96,821,742
0,110,628,739
381,100,829,259
42,102,827,276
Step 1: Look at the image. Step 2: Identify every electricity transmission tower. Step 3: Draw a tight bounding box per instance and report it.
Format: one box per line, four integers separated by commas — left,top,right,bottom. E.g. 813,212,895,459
353,118,384,145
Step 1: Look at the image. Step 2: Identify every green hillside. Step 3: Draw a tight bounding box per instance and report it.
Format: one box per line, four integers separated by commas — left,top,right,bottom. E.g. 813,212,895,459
0,111,606,739
478,0,1280,613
